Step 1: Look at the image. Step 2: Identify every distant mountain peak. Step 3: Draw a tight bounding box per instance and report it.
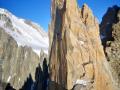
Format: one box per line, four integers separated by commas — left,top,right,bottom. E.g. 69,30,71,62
0,8,49,56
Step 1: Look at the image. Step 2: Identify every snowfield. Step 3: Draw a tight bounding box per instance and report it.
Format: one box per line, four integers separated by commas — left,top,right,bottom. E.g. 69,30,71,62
0,8,49,56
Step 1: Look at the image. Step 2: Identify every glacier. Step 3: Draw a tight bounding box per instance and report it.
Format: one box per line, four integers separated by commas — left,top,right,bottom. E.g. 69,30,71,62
0,8,49,56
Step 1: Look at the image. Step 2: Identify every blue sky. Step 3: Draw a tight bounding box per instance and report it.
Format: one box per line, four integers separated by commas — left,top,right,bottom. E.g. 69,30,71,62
0,0,120,31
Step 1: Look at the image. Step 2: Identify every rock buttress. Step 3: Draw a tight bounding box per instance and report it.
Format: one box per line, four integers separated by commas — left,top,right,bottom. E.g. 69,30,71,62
49,0,115,90
100,5,120,89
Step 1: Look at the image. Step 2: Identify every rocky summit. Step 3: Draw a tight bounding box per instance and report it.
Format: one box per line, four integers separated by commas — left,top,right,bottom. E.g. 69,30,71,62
100,5,120,89
49,0,116,90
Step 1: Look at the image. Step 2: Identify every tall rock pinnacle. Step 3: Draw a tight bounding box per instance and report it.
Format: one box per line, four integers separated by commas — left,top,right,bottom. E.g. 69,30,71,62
49,0,116,90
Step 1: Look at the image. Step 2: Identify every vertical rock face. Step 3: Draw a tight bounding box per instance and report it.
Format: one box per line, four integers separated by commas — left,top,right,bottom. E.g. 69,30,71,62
0,27,48,90
49,0,115,90
0,27,38,89
100,6,120,89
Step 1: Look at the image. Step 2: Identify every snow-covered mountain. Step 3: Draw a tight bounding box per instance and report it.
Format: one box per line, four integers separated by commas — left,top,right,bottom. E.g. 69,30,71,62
0,8,48,56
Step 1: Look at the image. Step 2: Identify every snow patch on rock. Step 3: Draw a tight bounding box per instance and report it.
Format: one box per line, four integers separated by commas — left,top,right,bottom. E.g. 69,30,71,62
73,79,90,86
0,8,49,56
79,41,84,45
7,76,11,82
19,78,21,82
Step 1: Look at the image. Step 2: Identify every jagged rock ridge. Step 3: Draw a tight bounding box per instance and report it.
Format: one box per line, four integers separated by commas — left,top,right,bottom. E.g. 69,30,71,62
100,5,120,89
49,0,115,90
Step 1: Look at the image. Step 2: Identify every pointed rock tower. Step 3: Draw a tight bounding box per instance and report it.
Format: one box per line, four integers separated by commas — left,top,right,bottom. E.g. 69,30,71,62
49,0,116,90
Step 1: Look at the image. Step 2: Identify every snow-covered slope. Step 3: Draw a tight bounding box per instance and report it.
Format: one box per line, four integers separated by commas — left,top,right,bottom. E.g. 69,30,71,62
0,8,48,56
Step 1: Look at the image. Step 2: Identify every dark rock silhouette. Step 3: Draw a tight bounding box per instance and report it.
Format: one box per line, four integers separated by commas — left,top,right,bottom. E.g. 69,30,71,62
19,58,49,90
100,5,120,48
5,83,16,90
19,74,33,90
42,59,49,90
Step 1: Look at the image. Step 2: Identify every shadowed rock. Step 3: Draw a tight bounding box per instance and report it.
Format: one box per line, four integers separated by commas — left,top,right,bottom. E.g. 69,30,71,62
100,5,120,89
